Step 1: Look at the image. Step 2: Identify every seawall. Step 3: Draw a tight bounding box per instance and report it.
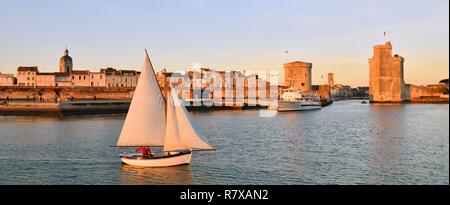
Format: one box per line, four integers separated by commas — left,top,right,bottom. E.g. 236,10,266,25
0,86,134,101
0,100,131,116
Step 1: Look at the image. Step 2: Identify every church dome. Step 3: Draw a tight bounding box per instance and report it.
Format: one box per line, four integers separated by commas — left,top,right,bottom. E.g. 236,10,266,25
60,55,72,63
59,48,73,73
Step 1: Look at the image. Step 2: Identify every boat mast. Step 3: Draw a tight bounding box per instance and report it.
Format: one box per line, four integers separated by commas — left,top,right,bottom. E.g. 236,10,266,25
145,49,167,147
164,68,168,125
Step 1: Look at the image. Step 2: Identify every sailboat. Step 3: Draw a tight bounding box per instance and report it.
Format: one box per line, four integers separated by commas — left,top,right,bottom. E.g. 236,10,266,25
115,50,215,167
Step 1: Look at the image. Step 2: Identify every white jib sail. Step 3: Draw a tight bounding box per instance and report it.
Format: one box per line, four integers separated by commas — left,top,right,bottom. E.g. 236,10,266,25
163,89,214,151
163,90,183,151
116,52,166,147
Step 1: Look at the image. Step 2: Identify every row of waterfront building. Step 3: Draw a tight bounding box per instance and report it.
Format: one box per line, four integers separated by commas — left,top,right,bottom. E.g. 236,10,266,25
0,49,140,88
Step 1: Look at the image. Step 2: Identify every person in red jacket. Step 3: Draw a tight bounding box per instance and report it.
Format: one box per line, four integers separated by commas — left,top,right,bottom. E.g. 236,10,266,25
135,147,152,158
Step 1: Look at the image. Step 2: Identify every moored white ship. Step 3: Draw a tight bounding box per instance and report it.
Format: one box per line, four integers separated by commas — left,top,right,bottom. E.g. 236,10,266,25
270,87,321,111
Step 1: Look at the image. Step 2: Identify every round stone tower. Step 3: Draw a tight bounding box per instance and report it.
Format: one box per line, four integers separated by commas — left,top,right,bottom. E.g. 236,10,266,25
284,61,312,92
59,48,73,73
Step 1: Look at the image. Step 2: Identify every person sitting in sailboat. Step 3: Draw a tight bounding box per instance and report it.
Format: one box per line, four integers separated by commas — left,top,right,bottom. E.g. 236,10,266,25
134,147,152,157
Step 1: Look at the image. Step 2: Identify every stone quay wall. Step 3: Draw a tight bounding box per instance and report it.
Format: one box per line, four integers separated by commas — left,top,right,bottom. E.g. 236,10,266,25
0,86,135,101
404,84,448,103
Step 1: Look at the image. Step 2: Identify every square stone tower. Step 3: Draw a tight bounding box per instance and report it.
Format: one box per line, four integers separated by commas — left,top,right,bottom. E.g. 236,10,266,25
284,61,312,92
369,41,405,103
328,73,334,88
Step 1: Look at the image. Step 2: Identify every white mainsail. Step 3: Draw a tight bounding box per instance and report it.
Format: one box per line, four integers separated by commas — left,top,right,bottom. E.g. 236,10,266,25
116,52,166,147
163,89,214,151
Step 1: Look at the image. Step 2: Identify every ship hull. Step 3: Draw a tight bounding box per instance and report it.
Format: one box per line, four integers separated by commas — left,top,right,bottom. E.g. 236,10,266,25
276,100,321,112
120,151,192,167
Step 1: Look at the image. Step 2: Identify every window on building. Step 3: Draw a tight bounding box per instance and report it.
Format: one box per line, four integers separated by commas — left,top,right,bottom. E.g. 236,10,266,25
27,77,30,80
79,76,81,80
100,75,102,79
91,82,94,86
83,76,86,80
72,76,74,80
301,83,305,86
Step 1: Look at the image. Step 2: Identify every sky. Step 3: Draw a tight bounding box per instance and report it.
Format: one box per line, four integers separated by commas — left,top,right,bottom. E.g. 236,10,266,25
0,0,448,86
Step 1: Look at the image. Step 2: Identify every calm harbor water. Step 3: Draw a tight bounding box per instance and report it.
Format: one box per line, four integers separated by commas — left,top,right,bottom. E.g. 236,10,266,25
0,101,448,185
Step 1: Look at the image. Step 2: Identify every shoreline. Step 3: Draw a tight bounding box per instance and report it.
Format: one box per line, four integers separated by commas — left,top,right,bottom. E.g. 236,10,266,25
2,98,447,116
0,100,272,116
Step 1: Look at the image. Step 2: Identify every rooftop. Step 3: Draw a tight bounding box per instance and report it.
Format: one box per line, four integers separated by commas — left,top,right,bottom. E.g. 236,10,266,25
17,66,39,72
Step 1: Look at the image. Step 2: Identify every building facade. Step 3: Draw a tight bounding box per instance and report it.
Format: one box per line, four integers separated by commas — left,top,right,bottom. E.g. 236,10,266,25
71,70,90,87
90,72,106,87
284,61,312,92
0,72,15,86
17,66,38,87
102,68,140,88
35,73,56,87
369,41,405,102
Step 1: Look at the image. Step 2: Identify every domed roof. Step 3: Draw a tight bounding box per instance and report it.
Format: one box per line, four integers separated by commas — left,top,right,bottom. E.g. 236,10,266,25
60,55,72,62
60,48,72,63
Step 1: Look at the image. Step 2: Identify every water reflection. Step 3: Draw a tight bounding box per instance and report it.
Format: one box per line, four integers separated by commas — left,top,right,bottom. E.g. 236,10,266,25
118,164,193,185
368,104,405,183
0,102,448,184
0,115,61,123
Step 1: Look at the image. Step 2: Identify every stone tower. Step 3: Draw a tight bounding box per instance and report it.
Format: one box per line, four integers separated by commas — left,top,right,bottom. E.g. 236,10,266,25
328,73,334,88
368,41,405,103
59,48,73,73
284,61,312,92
